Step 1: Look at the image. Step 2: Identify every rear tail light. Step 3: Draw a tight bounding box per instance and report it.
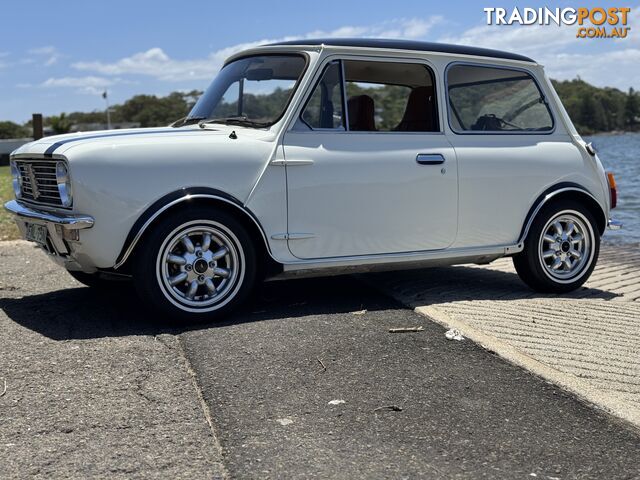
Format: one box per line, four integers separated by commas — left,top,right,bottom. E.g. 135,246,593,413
606,172,617,209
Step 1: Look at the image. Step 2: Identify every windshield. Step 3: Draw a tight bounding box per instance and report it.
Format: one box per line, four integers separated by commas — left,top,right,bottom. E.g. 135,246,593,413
186,54,306,127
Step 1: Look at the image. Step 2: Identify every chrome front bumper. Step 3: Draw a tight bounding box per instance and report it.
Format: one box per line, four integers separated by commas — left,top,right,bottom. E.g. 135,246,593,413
608,219,623,230
4,200,94,230
3,200,94,257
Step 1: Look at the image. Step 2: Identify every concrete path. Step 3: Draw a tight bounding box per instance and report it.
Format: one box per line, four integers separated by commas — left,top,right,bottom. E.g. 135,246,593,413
371,243,640,427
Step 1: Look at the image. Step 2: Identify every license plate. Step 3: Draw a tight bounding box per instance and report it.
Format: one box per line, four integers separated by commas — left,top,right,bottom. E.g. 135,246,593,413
25,223,48,246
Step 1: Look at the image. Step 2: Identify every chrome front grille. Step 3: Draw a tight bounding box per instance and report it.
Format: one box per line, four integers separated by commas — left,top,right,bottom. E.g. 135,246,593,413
16,160,63,207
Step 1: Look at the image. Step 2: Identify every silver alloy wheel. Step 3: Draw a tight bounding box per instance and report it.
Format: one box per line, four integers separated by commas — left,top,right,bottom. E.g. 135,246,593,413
156,220,245,312
538,210,594,283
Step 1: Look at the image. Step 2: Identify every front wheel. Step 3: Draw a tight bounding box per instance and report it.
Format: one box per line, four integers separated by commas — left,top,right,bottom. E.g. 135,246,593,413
513,200,600,293
133,207,256,324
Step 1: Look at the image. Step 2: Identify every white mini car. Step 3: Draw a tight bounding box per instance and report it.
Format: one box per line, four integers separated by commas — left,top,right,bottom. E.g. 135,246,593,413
6,38,621,322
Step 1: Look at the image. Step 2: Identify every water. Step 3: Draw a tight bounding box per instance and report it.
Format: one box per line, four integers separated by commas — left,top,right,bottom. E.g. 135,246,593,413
585,133,640,246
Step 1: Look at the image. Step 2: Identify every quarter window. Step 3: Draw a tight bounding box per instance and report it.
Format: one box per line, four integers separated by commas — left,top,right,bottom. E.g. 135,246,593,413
300,59,439,132
447,64,553,132
301,61,345,129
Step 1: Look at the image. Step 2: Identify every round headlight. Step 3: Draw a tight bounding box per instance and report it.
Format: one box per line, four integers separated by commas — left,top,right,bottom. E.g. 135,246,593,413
55,161,73,207
10,160,21,198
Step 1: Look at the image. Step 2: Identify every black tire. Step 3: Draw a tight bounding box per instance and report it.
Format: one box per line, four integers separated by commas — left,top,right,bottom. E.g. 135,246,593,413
513,199,600,293
133,207,256,324
67,270,129,290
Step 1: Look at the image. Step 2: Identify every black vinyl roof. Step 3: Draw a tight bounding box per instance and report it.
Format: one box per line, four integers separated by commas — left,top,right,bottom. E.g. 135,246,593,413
267,38,535,63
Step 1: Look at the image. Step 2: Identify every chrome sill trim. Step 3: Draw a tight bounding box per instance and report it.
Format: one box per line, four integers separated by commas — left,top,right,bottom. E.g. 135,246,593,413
4,200,94,230
281,243,521,272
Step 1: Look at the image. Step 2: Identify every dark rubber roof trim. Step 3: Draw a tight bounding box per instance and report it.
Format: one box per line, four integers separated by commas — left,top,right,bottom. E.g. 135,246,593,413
266,38,535,63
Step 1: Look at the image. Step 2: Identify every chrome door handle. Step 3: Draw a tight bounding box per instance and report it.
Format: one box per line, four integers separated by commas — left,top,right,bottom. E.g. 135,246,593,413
270,159,314,166
416,153,445,165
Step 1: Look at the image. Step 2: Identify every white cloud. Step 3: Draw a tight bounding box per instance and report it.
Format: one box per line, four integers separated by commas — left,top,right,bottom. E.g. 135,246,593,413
439,24,576,57
51,14,640,92
42,76,115,88
380,17,444,38
440,20,640,91
72,47,217,81
72,17,444,82
540,48,640,91
29,46,56,55
40,76,120,95
28,45,62,66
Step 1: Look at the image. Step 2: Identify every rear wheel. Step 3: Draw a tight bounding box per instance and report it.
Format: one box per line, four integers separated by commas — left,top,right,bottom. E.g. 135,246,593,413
133,207,256,324
513,200,600,293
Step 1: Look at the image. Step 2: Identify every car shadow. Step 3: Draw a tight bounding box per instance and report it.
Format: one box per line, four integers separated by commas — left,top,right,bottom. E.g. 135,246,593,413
362,263,620,306
1,263,619,341
0,275,395,341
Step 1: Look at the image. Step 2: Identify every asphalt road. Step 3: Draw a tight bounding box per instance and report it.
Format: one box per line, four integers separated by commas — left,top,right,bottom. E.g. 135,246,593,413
2,241,640,479
372,244,640,428
0,242,225,479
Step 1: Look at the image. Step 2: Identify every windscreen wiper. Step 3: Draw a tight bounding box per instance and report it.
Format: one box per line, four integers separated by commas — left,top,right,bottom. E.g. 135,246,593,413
171,116,206,127
198,116,270,128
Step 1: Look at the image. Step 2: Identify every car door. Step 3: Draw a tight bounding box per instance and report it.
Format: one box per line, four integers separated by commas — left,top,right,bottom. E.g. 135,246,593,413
443,62,582,248
282,57,458,260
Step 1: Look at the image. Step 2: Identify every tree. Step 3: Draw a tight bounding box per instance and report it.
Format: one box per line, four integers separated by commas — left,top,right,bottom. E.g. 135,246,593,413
624,87,639,127
0,121,30,139
118,92,196,127
48,113,72,134
182,89,203,110
552,78,629,134
4,79,635,137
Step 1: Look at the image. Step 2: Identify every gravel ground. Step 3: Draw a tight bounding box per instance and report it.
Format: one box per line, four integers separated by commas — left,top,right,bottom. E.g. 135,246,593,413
0,241,225,479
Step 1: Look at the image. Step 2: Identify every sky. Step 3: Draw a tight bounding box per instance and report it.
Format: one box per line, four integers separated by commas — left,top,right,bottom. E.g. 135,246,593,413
1,0,638,123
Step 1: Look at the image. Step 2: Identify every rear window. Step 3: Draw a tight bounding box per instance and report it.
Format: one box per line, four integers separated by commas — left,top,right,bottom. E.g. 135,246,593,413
447,64,553,133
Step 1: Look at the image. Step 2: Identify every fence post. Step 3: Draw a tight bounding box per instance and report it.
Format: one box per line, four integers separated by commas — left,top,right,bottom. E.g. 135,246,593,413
32,113,43,140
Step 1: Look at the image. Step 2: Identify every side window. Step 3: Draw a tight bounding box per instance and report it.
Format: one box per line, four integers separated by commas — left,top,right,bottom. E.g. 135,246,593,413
301,61,345,130
343,60,438,132
299,59,439,133
447,64,553,132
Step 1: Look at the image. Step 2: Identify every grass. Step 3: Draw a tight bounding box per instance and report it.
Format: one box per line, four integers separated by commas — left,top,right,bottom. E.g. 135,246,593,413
0,166,20,241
